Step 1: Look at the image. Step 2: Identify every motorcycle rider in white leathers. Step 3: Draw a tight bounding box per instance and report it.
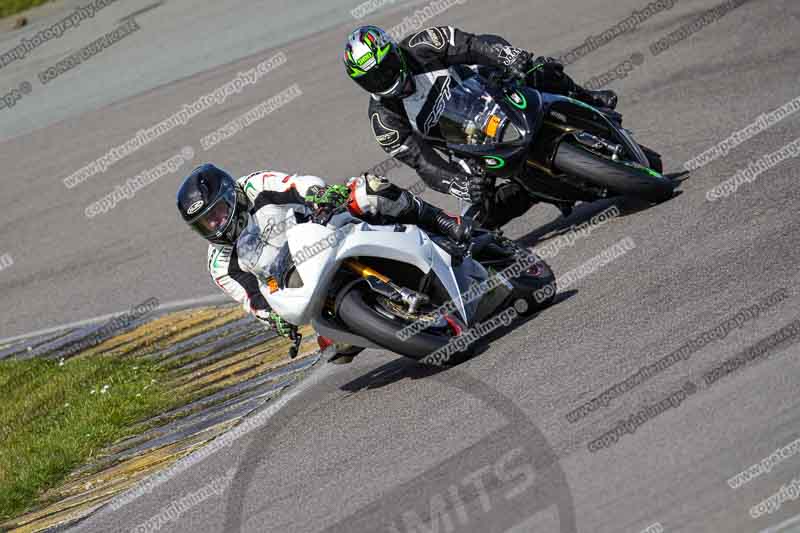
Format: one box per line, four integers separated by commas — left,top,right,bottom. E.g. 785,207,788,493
176,164,472,351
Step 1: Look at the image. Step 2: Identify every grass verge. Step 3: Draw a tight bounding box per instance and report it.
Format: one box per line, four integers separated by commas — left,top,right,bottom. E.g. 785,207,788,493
0,0,51,19
0,356,176,520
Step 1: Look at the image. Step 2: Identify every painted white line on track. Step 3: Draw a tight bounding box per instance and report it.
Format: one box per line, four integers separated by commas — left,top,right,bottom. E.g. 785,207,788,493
0,294,230,346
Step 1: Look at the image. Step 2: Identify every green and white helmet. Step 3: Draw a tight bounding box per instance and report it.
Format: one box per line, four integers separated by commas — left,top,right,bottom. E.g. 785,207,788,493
344,26,410,97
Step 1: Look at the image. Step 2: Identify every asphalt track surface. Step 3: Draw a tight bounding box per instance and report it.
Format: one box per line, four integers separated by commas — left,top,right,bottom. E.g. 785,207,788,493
1,0,800,531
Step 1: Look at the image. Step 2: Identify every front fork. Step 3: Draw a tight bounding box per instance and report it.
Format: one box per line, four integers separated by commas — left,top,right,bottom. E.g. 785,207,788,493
343,259,430,314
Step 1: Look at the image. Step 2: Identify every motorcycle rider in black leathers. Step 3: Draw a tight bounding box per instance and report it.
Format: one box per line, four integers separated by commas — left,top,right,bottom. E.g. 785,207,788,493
344,25,619,228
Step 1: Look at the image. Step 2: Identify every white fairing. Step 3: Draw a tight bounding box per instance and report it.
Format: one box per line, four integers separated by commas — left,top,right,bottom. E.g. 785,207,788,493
264,213,474,345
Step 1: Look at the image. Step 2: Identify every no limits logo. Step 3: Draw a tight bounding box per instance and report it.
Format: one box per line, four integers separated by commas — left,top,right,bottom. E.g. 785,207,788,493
222,368,577,533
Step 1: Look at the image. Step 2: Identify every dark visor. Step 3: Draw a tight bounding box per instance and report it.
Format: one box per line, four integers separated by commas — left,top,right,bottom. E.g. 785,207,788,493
188,189,236,240
356,48,404,94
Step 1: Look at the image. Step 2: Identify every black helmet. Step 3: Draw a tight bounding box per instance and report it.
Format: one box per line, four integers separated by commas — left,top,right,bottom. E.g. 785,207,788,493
177,164,249,245
344,26,412,97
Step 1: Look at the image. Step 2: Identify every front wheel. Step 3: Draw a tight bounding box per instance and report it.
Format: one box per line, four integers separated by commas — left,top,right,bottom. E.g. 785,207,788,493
553,141,674,203
337,285,459,361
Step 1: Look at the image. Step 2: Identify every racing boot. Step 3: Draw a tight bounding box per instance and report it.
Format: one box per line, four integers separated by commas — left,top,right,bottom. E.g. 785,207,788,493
348,174,473,242
528,58,618,110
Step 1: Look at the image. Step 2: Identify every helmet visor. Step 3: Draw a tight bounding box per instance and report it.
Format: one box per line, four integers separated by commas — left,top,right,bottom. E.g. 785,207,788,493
188,189,236,241
356,47,405,94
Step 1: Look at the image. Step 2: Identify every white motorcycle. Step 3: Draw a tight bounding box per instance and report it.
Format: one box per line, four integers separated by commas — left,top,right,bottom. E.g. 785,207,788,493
252,206,556,363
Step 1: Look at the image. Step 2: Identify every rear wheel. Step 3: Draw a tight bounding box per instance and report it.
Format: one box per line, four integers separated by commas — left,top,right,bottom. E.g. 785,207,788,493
554,141,674,203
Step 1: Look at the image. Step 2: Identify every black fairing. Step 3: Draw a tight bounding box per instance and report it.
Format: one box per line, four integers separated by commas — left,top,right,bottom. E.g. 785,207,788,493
425,74,651,203
534,93,648,167
440,85,544,179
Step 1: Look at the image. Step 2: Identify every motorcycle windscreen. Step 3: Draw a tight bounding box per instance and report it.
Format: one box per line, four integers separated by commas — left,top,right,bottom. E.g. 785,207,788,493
437,77,520,146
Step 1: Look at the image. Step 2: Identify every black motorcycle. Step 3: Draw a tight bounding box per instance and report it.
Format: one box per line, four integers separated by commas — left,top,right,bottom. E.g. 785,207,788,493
425,72,677,218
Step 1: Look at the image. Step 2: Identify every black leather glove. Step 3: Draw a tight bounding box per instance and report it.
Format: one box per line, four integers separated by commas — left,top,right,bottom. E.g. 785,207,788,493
447,176,471,202
466,160,490,205
500,46,534,82
469,174,488,205
447,171,488,205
